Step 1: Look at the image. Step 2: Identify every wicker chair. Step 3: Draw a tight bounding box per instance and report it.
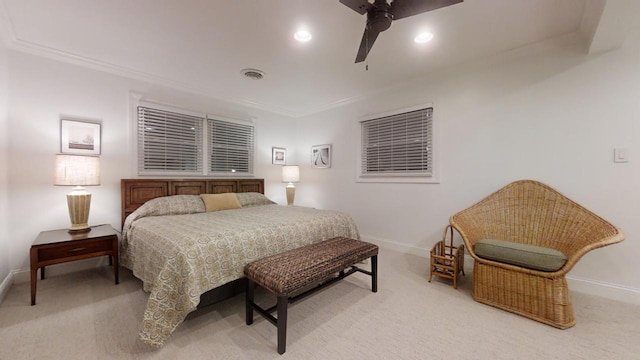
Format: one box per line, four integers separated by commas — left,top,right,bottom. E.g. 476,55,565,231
450,180,624,328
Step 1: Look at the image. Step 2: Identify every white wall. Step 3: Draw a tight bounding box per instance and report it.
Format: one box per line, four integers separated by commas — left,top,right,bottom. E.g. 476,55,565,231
295,32,640,301
5,51,297,275
0,35,10,295
3,28,640,303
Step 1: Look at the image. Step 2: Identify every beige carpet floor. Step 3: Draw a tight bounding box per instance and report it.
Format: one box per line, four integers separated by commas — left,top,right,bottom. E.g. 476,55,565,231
1,247,639,360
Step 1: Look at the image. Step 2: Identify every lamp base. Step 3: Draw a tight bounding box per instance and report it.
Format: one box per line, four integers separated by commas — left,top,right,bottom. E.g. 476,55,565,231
286,184,296,206
67,188,92,233
68,226,91,234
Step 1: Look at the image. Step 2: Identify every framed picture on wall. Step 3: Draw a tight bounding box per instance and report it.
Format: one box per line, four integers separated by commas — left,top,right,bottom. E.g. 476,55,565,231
272,147,286,165
60,119,101,155
311,144,331,168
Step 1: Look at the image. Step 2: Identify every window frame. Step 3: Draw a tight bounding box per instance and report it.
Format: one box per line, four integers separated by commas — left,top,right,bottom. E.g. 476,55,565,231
355,102,439,184
132,97,255,177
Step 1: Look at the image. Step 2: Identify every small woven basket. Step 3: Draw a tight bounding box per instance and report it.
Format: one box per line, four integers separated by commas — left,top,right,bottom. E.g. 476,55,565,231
429,225,465,288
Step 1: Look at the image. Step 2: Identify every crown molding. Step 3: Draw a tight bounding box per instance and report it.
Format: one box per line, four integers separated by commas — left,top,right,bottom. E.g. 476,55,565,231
0,0,15,46
0,0,395,120
5,31,374,118
0,0,367,120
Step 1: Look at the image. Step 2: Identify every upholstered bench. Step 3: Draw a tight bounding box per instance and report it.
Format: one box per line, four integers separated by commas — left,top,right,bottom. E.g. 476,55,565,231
244,237,379,355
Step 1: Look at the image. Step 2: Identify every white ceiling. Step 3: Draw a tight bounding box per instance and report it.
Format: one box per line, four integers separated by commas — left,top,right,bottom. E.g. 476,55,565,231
0,0,635,117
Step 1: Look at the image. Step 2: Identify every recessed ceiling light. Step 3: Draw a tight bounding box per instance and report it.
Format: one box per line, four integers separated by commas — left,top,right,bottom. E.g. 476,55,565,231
294,30,312,42
414,32,434,44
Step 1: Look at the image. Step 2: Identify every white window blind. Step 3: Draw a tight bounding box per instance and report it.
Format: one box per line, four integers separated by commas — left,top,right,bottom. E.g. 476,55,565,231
360,106,433,177
208,117,254,174
137,106,204,174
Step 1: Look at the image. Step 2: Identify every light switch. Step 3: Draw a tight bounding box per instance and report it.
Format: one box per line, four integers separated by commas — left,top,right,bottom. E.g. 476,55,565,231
614,148,629,163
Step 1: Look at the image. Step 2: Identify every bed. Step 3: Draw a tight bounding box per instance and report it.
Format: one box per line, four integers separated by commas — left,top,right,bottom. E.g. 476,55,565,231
120,178,360,347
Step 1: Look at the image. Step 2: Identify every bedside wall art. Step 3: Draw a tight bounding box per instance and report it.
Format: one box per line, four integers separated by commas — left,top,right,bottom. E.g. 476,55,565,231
272,147,286,165
60,119,102,155
311,144,331,168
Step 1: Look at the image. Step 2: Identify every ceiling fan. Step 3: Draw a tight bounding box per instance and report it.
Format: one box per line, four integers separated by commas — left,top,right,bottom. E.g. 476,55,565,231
339,0,463,63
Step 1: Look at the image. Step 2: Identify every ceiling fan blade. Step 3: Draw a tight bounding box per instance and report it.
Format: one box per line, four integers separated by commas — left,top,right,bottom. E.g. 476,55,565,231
339,0,374,15
355,27,381,63
391,0,463,20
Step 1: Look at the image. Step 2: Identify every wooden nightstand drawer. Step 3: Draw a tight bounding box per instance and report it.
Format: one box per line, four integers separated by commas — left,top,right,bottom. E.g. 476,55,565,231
37,238,113,261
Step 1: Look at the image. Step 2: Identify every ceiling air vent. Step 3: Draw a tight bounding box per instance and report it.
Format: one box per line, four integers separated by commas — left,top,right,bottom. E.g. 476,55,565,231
240,68,265,80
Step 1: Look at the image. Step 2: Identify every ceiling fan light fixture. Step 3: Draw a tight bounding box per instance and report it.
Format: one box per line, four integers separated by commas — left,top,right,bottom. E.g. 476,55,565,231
414,32,434,44
294,30,312,42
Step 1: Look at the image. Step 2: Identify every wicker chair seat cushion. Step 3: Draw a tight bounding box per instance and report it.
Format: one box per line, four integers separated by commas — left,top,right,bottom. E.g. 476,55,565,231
474,239,567,272
244,237,378,297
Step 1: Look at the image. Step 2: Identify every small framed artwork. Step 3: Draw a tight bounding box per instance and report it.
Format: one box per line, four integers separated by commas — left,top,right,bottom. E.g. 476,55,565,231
272,147,286,165
311,144,331,168
60,119,101,155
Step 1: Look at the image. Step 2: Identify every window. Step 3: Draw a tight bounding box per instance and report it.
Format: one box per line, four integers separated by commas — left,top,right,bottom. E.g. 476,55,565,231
357,104,437,183
137,106,204,174
136,102,254,176
208,117,254,174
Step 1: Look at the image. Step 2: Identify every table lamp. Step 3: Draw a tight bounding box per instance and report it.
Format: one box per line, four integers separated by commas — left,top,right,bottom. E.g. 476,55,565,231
282,165,300,205
54,154,100,233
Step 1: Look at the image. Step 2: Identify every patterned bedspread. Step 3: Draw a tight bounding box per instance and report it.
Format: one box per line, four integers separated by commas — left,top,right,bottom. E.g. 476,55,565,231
121,197,360,347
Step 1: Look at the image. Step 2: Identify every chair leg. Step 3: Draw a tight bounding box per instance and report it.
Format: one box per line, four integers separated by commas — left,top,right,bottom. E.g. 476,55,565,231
277,295,288,354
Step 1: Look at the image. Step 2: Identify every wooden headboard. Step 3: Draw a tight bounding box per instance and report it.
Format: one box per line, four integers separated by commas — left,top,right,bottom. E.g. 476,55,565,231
121,178,265,226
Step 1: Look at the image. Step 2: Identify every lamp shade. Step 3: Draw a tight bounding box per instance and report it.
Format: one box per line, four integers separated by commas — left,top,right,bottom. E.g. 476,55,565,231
282,165,300,183
54,154,100,186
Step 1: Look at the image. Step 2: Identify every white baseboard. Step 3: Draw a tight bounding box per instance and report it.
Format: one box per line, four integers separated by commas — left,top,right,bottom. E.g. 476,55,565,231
361,234,428,257
11,257,110,284
0,270,13,304
0,258,112,305
566,274,640,305
5,235,639,306
361,233,640,305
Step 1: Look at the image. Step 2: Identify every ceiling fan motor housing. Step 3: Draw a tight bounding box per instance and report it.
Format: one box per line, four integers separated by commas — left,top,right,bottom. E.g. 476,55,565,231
367,1,393,33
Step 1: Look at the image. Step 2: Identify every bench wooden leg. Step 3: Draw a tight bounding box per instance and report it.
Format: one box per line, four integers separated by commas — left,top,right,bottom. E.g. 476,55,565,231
277,295,288,355
372,255,378,293
246,279,255,325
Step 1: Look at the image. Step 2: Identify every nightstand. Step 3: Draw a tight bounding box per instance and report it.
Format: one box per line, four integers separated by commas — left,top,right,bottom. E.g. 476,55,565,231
30,224,119,305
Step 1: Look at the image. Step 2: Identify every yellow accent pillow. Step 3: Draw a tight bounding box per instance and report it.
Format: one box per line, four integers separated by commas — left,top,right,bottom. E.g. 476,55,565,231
200,193,242,212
